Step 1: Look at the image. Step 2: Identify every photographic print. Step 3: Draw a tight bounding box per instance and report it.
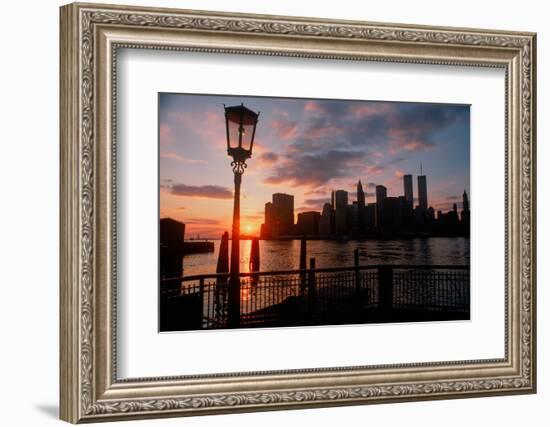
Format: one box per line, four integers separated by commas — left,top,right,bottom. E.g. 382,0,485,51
159,93,470,332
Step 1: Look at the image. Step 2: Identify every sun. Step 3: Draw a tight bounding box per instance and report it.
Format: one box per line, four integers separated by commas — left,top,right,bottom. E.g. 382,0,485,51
243,224,253,234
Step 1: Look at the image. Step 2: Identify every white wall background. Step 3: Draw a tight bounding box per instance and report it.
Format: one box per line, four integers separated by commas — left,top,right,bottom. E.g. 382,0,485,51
0,0,545,426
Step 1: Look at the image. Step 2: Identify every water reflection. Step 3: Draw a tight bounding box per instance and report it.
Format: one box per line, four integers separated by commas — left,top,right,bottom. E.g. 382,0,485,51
181,238,470,277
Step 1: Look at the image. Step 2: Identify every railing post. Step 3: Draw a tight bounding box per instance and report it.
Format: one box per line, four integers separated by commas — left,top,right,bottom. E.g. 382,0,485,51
300,237,307,295
378,266,393,314
199,277,205,328
354,249,361,296
308,258,316,309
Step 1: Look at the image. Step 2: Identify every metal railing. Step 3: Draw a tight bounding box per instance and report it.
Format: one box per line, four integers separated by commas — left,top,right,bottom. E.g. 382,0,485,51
159,264,470,331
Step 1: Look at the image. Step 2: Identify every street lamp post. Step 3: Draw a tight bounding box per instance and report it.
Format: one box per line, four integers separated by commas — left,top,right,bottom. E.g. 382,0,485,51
224,103,260,328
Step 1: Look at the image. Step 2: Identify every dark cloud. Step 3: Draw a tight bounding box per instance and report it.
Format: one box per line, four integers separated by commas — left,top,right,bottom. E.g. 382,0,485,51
257,151,279,164
169,184,233,199
184,218,222,225
304,197,330,206
263,101,467,187
305,188,329,196
264,149,369,187
296,206,320,213
303,197,331,209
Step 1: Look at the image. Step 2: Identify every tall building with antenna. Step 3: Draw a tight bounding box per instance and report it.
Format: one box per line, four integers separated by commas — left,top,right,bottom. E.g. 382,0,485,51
417,163,428,210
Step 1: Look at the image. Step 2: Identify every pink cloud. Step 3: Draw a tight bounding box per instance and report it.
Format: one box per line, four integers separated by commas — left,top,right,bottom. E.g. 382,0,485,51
402,141,431,151
349,103,394,118
431,200,458,212
205,111,220,123
367,164,385,176
159,123,174,146
301,125,344,141
393,169,406,179
304,100,324,113
160,151,206,164
272,108,289,118
165,109,227,149
270,119,299,140
169,183,233,199
251,141,267,155
387,128,434,155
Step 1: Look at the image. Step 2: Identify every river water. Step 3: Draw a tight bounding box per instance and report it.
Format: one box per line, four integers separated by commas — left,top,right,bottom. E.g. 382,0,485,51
182,237,469,277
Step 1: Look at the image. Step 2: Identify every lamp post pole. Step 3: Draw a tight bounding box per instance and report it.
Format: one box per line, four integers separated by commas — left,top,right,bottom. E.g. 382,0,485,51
228,168,242,328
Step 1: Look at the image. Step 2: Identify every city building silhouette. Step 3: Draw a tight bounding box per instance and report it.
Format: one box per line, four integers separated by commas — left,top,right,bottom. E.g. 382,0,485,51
319,202,334,236
404,174,414,210
297,211,321,236
417,174,428,211
258,168,470,239
375,185,387,228
333,190,348,235
261,193,295,238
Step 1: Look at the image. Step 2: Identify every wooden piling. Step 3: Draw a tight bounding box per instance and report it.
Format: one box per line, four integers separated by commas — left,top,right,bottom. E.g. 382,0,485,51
216,231,229,284
250,237,260,286
300,237,307,294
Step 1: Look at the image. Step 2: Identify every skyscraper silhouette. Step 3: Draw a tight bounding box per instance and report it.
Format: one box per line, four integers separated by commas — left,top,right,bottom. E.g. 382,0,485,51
403,174,413,209
375,185,387,204
462,189,469,211
272,193,294,237
260,201,276,238
357,180,365,206
375,185,387,227
333,190,348,234
297,211,321,236
357,180,366,231
461,190,470,226
417,175,428,210
319,202,334,235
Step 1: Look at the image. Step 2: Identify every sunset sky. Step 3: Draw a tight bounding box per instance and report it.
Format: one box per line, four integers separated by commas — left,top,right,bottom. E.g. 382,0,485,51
159,93,470,239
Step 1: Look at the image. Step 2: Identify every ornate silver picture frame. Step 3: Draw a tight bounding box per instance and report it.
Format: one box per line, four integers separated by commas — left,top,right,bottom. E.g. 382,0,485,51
60,2,536,423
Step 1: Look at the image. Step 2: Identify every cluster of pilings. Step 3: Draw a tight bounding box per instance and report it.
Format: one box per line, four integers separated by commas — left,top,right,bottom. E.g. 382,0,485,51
216,231,260,281
216,234,314,279
215,232,261,277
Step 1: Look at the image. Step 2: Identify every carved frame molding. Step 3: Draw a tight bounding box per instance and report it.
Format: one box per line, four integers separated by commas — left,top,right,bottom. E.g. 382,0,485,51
60,2,536,423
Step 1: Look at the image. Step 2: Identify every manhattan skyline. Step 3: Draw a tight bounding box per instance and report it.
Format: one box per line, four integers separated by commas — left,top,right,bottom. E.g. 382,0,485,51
159,93,470,238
